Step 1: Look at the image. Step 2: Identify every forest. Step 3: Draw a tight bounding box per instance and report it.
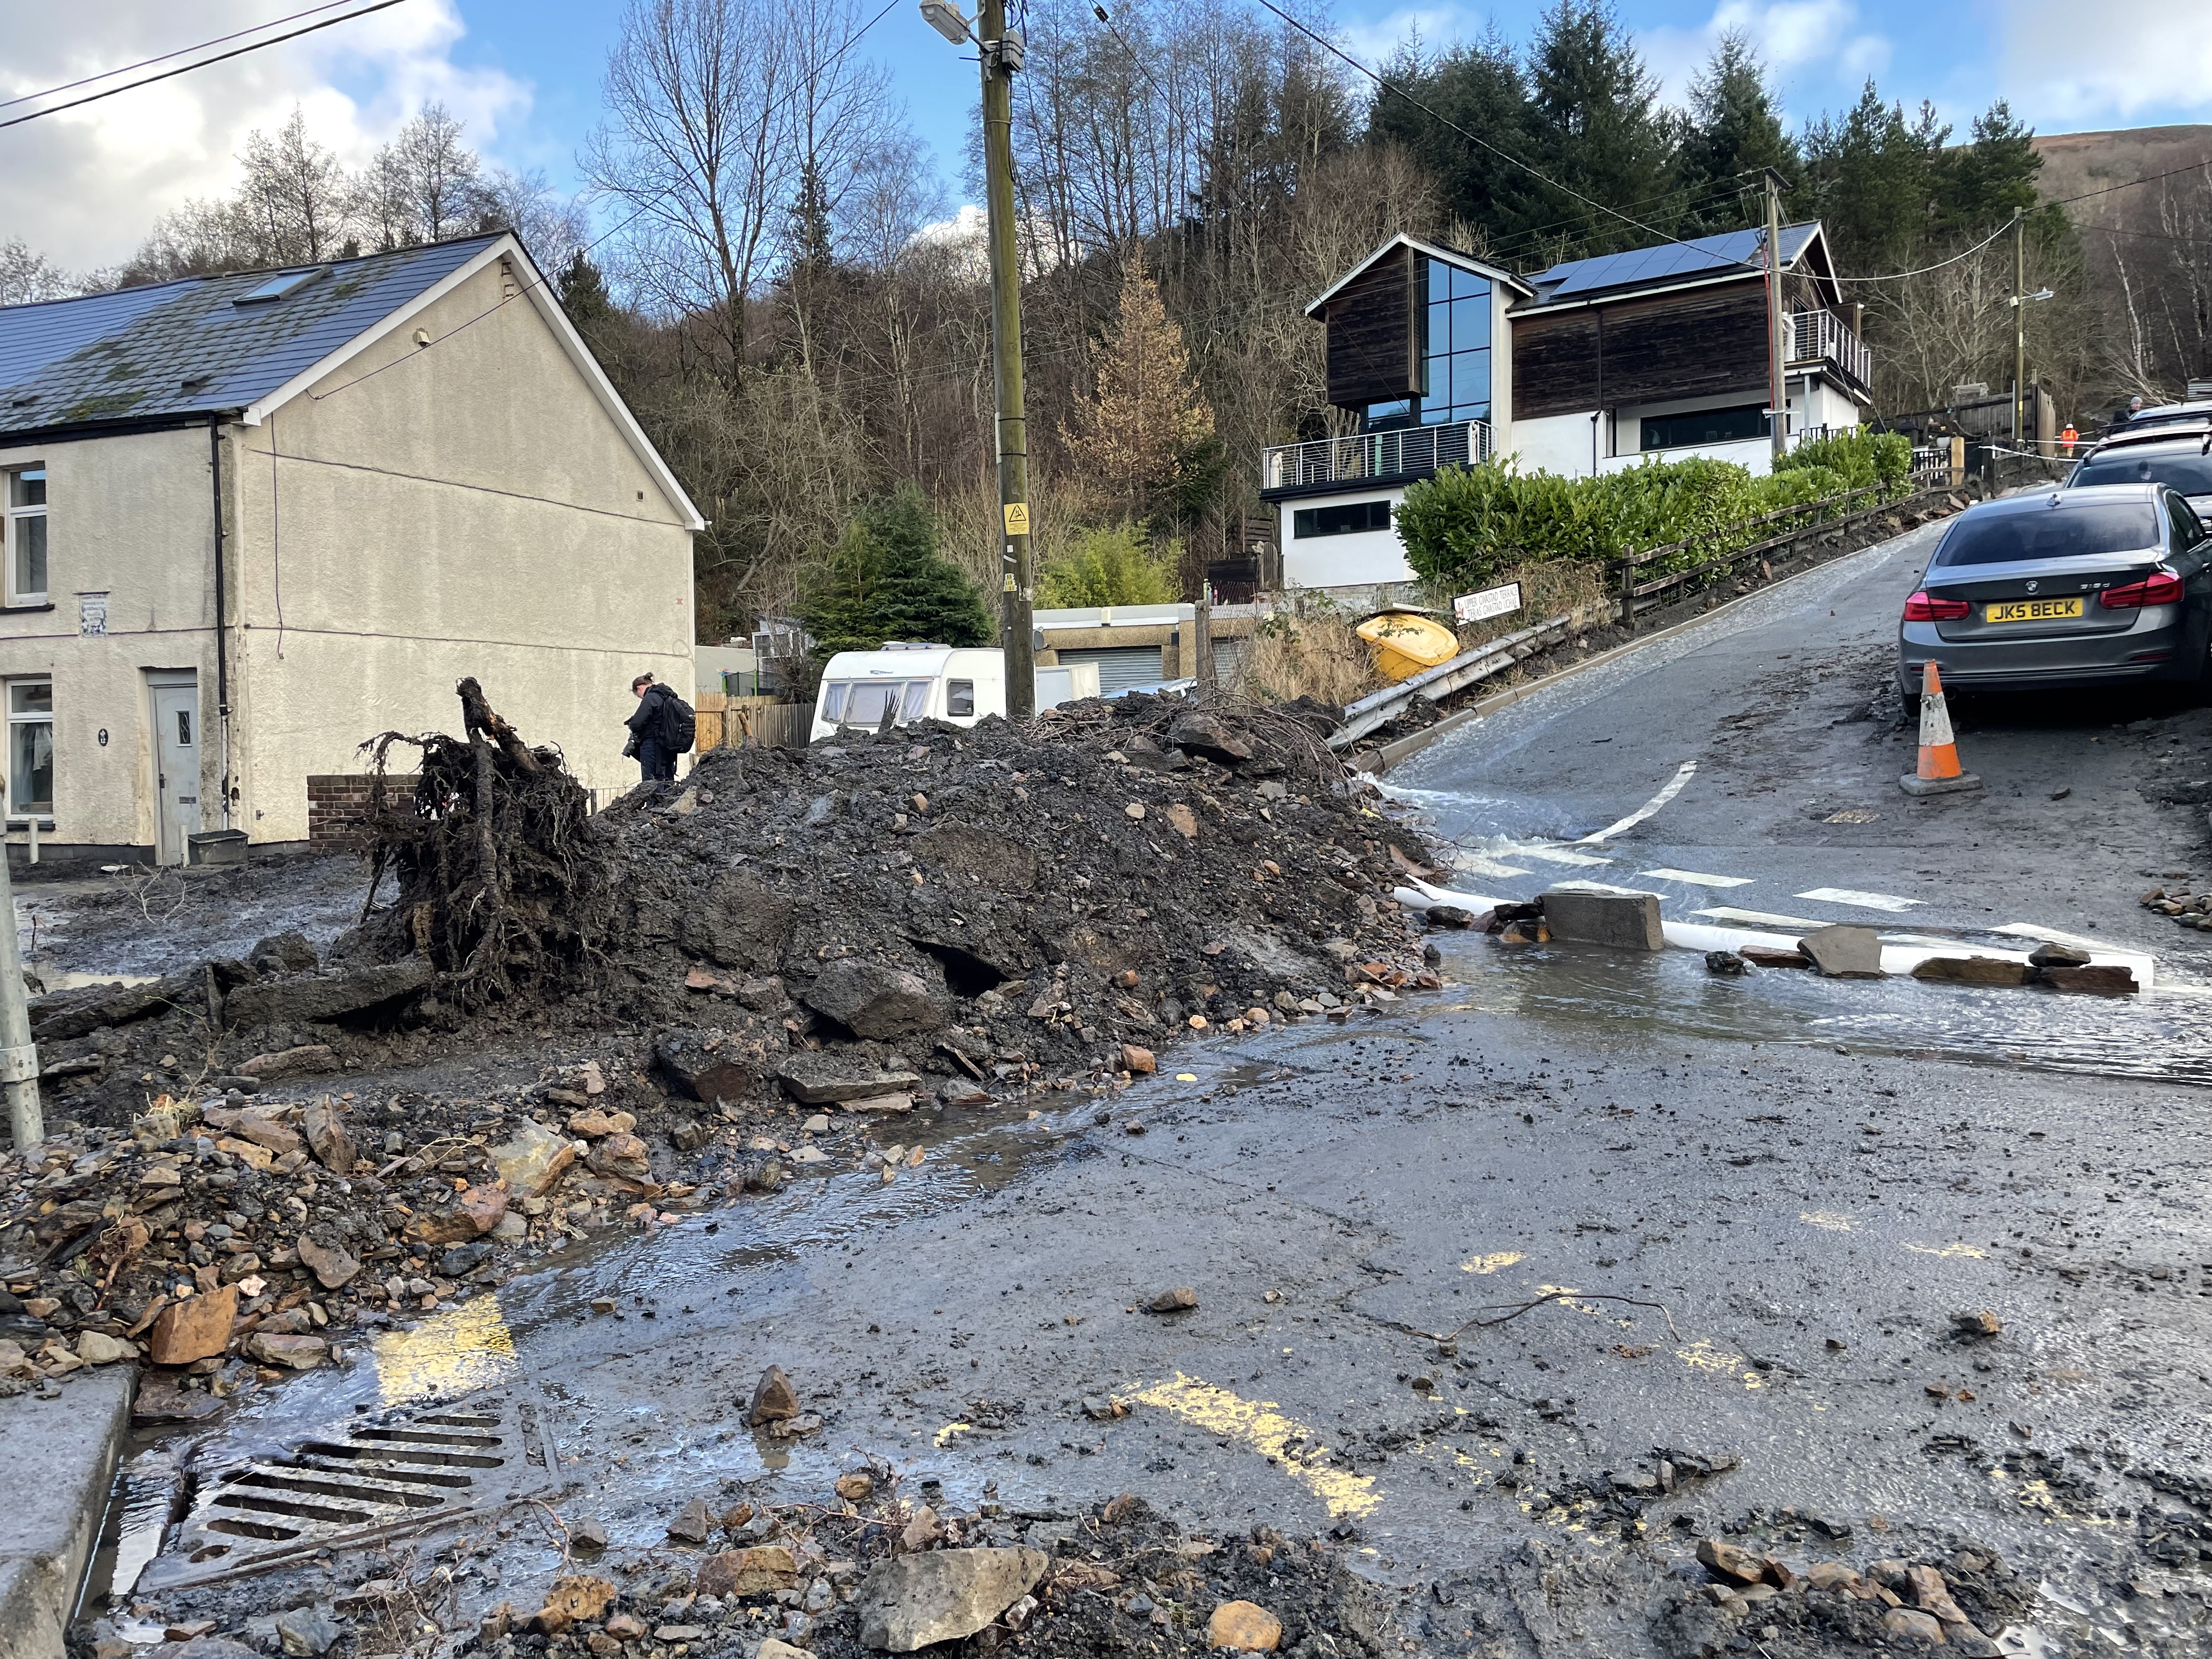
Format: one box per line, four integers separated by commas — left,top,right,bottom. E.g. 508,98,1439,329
0,0,2203,642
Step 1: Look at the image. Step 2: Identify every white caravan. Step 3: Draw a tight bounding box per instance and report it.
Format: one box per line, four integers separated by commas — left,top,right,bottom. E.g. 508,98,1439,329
809,644,1101,742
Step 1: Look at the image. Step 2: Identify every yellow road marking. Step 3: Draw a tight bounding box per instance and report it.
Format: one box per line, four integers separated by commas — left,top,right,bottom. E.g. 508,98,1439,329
1675,1340,1742,1372
1460,1251,1526,1275
372,1295,517,1407
934,1422,974,1447
1134,1373,1379,1518
1799,1211,1853,1232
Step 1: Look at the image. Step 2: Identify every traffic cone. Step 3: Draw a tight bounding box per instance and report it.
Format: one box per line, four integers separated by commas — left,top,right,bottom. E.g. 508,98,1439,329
1899,661,1982,797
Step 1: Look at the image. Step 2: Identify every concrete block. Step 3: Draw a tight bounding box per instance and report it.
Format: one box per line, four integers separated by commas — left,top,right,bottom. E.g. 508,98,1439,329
0,1370,133,1659
1539,889,1663,951
1799,925,1885,978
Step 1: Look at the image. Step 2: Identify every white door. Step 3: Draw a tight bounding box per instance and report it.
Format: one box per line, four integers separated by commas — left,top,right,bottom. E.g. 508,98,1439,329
150,678,199,866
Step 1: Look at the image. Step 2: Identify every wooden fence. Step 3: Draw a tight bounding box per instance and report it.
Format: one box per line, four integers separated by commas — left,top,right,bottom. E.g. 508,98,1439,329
697,691,815,751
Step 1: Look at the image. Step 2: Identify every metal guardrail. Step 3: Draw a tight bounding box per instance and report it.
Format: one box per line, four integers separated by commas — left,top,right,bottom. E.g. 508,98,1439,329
1788,309,1871,388
1263,419,1493,492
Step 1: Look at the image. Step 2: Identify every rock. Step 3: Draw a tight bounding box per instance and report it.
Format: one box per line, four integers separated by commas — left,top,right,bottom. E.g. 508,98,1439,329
1912,956,2029,986
1168,712,1256,761
1164,803,1199,838
148,1285,238,1366
566,1108,634,1139
1951,1309,2001,1338
804,958,951,1040
1800,924,1886,978
76,1331,135,1364
227,1113,303,1155
1908,1564,1974,1628
2042,964,2136,995
531,1574,618,1635
1426,905,1476,929
654,1030,768,1104
298,1235,362,1290
133,1377,223,1423
696,1547,797,1599
1147,1285,1198,1313
840,1093,912,1115
755,1642,810,1659
777,1055,924,1104
901,1504,942,1551
1120,1043,1156,1075
1207,1601,1284,1652
244,1333,329,1370
836,1472,874,1502
1803,1562,1867,1594
237,1045,335,1083
251,930,321,972
144,1641,262,1659
603,1613,647,1641
1740,945,1810,968
222,960,431,1029
748,1364,799,1424
680,872,795,972
1696,1538,1767,1585
668,1497,715,1543
855,1547,1049,1652
274,1609,343,1657
2027,941,2092,968
301,1099,359,1173
1883,1606,1946,1645
490,1118,579,1199
439,1242,492,1279
409,1181,510,1243
1704,950,1746,975
586,1133,653,1182
492,1212,528,1244
1541,889,1663,950
572,1518,610,1551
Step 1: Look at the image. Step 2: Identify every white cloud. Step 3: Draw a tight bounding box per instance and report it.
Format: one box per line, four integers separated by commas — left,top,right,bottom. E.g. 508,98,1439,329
1641,0,1890,110
1336,5,1479,67
2000,4,2212,122
0,0,532,273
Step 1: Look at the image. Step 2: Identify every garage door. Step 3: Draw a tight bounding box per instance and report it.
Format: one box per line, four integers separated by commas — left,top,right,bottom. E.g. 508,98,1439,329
1056,646,1165,693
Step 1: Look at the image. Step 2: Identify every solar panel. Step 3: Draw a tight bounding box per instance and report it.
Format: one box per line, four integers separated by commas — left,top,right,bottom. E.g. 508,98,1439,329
1532,223,1819,302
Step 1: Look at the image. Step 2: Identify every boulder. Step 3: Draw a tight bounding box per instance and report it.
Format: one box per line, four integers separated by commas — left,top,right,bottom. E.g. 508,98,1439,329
236,1045,336,1082
2042,964,2136,995
408,1181,509,1244
1207,1601,1284,1652
1541,889,1663,951
2027,941,2092,968
1120,1043,1156,1075
804,958,950,1040
244,1333,329,1370
297,1235,362,1290
585,1134,653,1182
1167,712,1256,762
76,1331,135,1365
855,1547,1049,1652
529,1575,618,1636
1911,956,2029,986
776,1053,923,1104
148,1284,238,1366
748,1364,799,1424
655,1029,770,1104
1704,950,1747,975
1799,925,1885,978
1696,1537,1767,1585
489,1118,578,1199
222,960,432,1029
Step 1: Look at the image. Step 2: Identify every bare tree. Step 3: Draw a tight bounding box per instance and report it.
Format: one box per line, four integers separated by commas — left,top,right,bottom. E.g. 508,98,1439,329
479,166,592,268
0,240,80,304
360,102,487,248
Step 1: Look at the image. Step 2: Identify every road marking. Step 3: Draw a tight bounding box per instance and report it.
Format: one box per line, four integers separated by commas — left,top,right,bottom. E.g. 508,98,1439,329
1795,887,1921,912
1799,1211,1853,1232
1135,1372,1380,1519
1990,922,2133,953
1903,1241,1988,1259
1460,1251,1526,1274
1511,844,1613,866
1450,850,1533,879
1576,760,1698,844
1640,868,1753,888
935,1422,975,1447
1675,1339,1742,1372
1692,906,1825,928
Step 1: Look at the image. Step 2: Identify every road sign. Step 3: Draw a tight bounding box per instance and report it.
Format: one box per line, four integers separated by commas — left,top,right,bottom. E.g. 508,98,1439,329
1453,582,1521,625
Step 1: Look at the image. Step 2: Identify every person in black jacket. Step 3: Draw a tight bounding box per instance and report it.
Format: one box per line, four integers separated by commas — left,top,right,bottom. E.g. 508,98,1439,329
624,673,679,782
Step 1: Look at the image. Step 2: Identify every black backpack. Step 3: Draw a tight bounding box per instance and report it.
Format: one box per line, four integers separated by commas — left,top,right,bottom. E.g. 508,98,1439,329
658,689,697,754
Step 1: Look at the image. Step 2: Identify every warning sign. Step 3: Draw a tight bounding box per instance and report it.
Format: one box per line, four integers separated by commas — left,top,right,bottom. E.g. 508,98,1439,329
1002,501,1031,535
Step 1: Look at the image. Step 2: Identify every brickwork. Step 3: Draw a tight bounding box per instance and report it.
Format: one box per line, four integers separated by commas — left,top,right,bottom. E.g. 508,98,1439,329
306,774,418,848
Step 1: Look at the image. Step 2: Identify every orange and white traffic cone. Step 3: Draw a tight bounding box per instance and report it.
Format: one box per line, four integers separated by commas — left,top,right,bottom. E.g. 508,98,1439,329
1899,661,1982,797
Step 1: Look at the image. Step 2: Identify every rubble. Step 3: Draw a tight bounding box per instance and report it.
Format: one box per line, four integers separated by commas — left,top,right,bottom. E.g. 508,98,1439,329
855,1547,1050,1650
1800,926,1885,978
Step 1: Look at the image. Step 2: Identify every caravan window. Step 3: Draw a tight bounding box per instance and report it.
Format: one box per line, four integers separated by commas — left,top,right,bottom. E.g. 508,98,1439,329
843,681,894,726
900,680,930,722
946,679,975,717
820,681,849,723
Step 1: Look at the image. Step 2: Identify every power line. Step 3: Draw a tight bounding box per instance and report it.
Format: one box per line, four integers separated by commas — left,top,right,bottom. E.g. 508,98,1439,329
0,0,363,114
0,0,413,133
1830,218,2017,284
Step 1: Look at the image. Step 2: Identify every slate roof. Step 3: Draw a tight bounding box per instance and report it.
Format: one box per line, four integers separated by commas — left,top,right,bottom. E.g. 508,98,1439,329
1527,222,1822,305
0,234,502,441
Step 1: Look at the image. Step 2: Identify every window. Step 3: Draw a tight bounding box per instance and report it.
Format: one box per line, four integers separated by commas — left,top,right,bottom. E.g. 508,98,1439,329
2167,493,2203,548
900,680,929,721
1294,500,1393,539
2072,451,2212,494
843,682,894,726
1419,258,1492,427
947,679,975,717
7,679,51,817
5,467,46,605
1641,405,1769,452
820,681,850,723
1937,503,2160,567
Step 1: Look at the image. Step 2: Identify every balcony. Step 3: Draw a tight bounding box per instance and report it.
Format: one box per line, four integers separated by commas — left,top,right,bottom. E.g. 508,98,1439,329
1788,310,1871,391
1262,418,1492,496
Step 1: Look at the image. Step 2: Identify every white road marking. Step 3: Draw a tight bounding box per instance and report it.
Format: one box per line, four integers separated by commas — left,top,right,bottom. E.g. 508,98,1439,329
1795,887,1921,912
1576,760,1699,845
1990,922,2136,953
1692,906,1826,928
1640,868,1753,888
1511,844,1614,866
1451,851,1533,879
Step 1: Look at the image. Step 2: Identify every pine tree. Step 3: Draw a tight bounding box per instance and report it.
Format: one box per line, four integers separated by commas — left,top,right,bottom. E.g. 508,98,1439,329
1061,252,1216,522
557,252,615,331
796,491,991,656
1524,0,1674,256
1368,29,1549,249
1675,33,1800,234
1803,82,1947,270
1933,101,2045,237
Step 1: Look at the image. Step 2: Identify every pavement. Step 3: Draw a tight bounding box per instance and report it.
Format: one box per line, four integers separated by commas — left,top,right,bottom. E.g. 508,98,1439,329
47,518,2212,1656
0,1369,132,1659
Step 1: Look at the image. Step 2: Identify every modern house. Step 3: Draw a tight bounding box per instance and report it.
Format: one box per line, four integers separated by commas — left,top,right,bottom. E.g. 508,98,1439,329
1262,223,1871,591
0,232,701,866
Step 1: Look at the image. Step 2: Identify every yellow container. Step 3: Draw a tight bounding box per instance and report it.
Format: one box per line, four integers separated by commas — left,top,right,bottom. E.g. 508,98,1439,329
1356,612,1460,682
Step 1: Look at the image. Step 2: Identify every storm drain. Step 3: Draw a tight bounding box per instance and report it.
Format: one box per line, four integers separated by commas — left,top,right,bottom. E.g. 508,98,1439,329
139,1395,559,1590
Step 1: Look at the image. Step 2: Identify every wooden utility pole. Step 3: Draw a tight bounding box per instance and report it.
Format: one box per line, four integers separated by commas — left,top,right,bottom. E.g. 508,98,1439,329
1764,168,1789,465
2012,206,2027,450
979,0,1036,719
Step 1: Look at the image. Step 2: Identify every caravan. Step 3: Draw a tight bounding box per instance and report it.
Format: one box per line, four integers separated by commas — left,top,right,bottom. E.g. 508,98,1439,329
809,645,1100,742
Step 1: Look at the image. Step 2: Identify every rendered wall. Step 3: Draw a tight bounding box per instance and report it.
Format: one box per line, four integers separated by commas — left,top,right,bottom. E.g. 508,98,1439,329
1278,488,1413,588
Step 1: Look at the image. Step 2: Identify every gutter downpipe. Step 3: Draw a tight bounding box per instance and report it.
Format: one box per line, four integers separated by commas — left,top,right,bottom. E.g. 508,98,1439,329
208,415,233,831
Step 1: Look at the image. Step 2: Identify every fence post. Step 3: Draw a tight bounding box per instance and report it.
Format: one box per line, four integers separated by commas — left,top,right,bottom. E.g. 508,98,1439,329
1618,561,1637,633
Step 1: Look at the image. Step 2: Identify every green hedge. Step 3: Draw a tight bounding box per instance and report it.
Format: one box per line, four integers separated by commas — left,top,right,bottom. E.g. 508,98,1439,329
1397,428,1911,591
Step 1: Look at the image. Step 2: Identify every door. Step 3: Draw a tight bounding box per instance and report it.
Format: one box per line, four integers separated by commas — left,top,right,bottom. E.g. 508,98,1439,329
150,676,199,866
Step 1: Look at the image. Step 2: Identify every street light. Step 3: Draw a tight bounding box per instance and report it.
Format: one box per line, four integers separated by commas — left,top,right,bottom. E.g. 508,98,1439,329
919,0,972,44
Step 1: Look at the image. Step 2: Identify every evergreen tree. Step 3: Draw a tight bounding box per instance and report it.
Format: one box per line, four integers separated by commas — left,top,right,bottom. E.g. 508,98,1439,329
1675,33,1800,234
1802,81,1947,270
797,491,991,656
1523,0,1674,256
1368,29,1549,251
1933,100,2046,236
557,252,615,331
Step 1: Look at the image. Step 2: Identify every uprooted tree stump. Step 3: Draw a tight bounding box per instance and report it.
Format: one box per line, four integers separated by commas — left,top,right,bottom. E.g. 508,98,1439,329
358,677,617,1007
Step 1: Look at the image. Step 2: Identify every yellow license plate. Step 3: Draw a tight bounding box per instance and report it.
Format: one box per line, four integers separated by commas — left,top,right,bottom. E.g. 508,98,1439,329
1985,597,2083,623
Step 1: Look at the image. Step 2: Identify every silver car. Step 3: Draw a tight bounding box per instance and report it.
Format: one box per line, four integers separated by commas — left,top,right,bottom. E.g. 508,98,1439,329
2066,433,2212,522
1897,483,2212,700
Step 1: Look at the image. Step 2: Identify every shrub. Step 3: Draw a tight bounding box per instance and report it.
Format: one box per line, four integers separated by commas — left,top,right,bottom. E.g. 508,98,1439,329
1776,427,1910,487
1036,524,1181,607
796,489,992,655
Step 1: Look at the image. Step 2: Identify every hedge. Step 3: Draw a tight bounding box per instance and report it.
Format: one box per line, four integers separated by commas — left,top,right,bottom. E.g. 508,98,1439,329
1397,428,1911,591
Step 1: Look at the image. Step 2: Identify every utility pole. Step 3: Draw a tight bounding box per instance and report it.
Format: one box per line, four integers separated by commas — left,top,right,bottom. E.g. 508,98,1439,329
0,845,41,1152
2012,205,2027,450
1764,168,1788,465
979,0,1035,719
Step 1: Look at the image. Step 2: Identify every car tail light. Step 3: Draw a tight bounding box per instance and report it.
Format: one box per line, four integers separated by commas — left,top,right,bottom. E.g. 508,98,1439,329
1903,590,1971,621
2101,571,2186,608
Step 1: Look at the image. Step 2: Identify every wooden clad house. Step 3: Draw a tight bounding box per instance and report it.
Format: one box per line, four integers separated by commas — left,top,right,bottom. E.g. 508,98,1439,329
1260,223,1871,592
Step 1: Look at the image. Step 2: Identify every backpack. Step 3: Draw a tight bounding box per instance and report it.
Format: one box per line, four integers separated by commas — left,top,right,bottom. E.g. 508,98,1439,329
658,689,698,754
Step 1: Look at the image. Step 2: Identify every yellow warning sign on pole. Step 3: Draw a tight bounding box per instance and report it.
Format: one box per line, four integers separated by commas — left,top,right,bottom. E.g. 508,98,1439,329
1002,501,1030,535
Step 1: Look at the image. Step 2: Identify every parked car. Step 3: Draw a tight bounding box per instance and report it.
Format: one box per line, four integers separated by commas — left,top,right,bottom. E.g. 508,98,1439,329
2065,433,2212,522
809,645,1101,741
1897,484,2212,701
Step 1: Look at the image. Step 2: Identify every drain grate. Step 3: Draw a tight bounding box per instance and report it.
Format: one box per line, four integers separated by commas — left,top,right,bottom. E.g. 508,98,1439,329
139,1396,558,1590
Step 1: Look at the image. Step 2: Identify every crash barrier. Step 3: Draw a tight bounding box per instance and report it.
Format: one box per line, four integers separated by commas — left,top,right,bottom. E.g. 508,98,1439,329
1329,602,1615,749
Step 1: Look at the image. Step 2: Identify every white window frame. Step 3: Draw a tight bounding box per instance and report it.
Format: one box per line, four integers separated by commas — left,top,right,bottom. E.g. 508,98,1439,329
5,674,53,825
4,464,47,607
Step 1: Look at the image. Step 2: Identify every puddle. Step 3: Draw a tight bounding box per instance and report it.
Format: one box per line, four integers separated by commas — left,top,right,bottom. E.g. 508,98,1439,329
77,1439,184,1627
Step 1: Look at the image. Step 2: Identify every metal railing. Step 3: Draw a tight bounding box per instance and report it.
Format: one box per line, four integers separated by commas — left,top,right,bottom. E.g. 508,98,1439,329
1788,310,1871,389
1262,418,1492,492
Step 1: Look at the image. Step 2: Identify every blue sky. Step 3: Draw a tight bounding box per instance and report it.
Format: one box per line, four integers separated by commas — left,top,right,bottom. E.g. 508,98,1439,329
4,0,2208,269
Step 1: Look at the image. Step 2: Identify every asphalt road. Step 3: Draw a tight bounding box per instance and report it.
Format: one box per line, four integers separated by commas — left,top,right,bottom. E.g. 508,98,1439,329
120,525,2212,1658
